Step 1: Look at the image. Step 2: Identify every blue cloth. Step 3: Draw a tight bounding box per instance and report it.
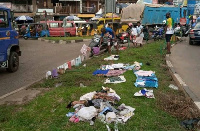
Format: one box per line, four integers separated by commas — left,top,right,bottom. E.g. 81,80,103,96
197,17,200,23
93,69,109,75
192,23,196,28
101,27,114,38
134,78,158,88
134,70,158,88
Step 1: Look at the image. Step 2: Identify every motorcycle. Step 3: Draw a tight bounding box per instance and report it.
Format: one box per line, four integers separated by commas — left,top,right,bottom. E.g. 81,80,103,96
116,32,129,44
152,27,164,41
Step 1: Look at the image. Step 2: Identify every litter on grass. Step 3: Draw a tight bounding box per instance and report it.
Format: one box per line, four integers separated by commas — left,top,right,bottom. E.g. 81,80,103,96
134,88,155,99
104,76,126,84
104,55,119,61
169,84,178,90
66,87,135,126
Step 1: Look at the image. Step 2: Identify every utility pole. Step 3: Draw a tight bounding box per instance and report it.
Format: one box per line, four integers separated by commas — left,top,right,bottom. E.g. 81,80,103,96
104,0,106,25
112,0,114,27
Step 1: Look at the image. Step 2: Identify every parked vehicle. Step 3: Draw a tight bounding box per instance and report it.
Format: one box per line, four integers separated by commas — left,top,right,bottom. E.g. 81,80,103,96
0,6,21,72
188,22,200,45
23,23,50,40
152,26,164,41
77,22,98,36
40,21,76,37
116,32,129,44
73,20,87,35
121,4,188,27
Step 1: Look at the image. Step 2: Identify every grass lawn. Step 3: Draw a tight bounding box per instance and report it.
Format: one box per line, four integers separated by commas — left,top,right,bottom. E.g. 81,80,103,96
0,41,198,131
44,36,93,41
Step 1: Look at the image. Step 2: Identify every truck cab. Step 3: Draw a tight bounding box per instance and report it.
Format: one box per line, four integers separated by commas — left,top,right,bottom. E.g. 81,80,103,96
0,6,21,72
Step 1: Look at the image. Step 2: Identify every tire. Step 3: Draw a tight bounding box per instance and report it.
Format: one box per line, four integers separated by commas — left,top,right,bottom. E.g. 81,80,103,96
24,36,28,40
65,33,70,37
189,39,193,45
6,52,19,73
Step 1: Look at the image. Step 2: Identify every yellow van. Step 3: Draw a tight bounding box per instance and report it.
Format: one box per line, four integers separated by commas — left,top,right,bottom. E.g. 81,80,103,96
96,17,120,34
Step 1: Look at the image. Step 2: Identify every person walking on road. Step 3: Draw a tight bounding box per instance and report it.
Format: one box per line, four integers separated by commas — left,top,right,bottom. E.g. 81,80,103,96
165,12,174,54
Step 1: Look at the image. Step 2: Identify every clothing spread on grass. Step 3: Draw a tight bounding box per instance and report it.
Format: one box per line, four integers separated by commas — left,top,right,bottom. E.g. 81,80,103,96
93,70,109,76
66,87,135,126
104,55,119,61
101,62,142,71
134,88,155,98
104,76,126,84
134,70,158,88
105,70,126,77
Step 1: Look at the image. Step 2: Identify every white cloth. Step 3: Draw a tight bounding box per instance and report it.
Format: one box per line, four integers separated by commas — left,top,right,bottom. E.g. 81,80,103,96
77,106,97,120
46,71,52,79
117,103,135,123
80,44,88,56
63,63,68,70
104,55,119,61
105,112,117,123
107,92,121,100
134,88,155,99
104,76,126,84
166,28,174,34
136,25,144,37
136,37,143,44
80,91,96,101
131,28,137,36
71,59,75,66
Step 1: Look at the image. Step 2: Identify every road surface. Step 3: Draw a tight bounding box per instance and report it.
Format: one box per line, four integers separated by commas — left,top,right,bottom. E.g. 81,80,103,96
170,37,200,100
0,39,89,97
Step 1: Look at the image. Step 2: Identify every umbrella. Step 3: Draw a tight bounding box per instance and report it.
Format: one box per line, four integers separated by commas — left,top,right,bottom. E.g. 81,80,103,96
65,15,80,21
15,15,33,21
90,15,102,20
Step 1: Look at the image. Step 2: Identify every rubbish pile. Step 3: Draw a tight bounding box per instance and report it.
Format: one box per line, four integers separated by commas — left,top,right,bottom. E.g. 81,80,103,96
66,87,135,129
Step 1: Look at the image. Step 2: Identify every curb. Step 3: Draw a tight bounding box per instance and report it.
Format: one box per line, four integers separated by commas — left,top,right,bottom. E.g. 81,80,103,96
0,78,43,100
39,38,91,44
166,43,200,110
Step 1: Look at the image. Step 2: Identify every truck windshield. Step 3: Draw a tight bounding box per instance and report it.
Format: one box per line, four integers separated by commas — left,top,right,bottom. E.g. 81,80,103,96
0,10,8,28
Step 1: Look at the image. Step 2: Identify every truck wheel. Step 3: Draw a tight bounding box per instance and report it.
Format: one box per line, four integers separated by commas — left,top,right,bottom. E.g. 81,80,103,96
24,36,28,40
189,39,193,45
65,33,70,37
6,52,19,73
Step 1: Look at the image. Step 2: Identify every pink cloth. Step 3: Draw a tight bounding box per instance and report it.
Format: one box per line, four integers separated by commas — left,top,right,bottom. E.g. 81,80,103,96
135,70,154,76
105,70,126,77
136,37,143,44
80,44,88,56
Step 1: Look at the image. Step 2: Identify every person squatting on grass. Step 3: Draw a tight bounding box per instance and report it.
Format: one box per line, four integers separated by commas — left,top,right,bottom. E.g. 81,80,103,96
100,27,119,55
165,12,174,54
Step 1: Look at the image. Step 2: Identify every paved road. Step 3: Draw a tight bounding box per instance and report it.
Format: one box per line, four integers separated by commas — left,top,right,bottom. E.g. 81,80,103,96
0,39,89,97
170,37,200,100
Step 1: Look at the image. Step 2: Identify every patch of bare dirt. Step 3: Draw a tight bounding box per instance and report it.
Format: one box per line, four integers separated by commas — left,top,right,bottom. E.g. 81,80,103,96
156,90,200,120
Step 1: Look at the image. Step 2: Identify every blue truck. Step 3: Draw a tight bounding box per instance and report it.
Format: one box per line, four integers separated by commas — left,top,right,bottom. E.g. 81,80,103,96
141,6,188,26
0,6,21,72
121,4,188,26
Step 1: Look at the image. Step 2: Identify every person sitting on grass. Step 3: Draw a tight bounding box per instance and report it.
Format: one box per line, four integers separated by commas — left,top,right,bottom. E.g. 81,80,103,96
100,27,118,55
